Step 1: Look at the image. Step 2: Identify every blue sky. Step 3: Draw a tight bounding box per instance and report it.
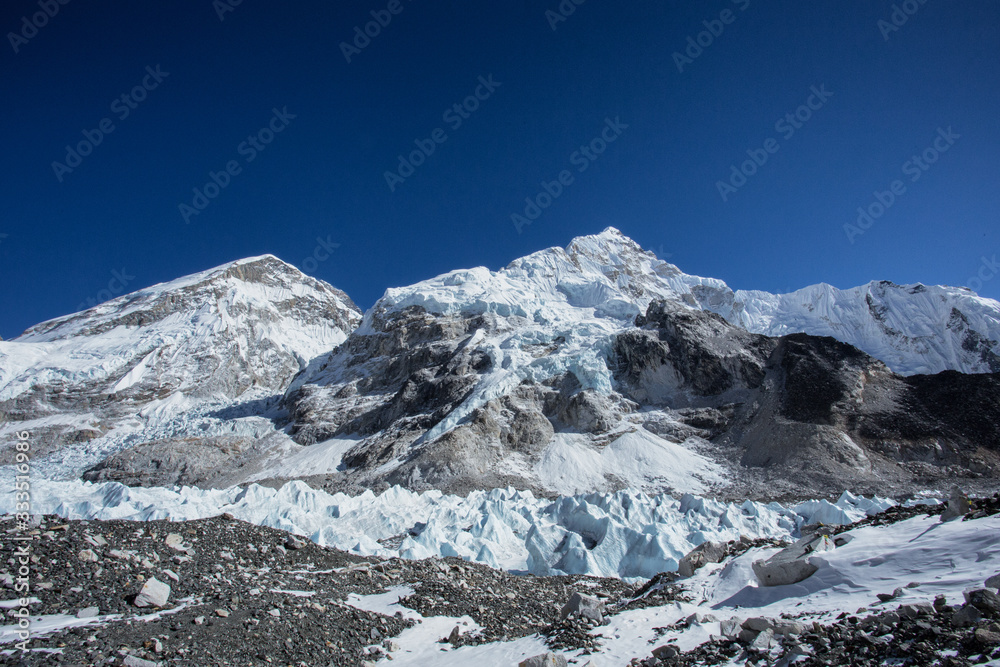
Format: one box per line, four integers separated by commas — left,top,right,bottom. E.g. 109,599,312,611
2,0,998,339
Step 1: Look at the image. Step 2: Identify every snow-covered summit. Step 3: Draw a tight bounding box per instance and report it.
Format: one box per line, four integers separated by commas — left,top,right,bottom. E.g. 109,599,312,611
370,227,1000,376
0,255,361,478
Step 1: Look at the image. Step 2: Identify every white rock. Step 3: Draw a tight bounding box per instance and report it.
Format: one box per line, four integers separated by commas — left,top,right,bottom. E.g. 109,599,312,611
134,577,170,608
164,533,186,551
123,656,161,667
559,591,605,623
520,653,568,667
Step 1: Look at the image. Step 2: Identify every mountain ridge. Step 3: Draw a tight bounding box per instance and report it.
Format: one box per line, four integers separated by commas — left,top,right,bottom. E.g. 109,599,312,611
2,229,999,500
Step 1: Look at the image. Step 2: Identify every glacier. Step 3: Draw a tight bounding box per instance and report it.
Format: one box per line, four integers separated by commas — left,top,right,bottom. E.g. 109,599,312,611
0,475,899,581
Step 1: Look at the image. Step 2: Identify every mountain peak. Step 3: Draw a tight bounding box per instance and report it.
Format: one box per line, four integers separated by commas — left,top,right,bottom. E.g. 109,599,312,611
17,254,359,343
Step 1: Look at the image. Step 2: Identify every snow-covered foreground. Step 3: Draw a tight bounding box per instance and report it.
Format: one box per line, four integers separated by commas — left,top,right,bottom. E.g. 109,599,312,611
0,477,896,579
331,512,1000,666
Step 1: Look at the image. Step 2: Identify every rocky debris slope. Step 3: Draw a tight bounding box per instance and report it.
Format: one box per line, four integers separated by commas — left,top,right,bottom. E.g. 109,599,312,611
3,492,997,666
0,255,361,480
0,513,652,666
630,590,1000,667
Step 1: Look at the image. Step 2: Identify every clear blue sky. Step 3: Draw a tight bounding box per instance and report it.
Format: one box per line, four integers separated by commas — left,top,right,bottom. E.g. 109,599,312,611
2,0,998,339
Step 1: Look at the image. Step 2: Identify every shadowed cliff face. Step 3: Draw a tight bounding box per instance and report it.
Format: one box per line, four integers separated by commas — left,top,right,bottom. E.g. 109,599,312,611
608,302,1000,495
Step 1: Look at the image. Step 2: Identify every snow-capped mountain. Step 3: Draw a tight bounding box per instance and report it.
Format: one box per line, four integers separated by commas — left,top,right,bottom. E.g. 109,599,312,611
279,228,1000,498
2,229,999,498
0,255,361,479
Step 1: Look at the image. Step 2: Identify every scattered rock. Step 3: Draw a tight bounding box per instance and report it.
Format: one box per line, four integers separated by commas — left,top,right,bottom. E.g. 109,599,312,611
750,628,776,650
752,533,834,587
78,549,99,563
164,533,186,551
720,618,741,638
941,487,971,522
677,541,728,578
976,627,1000,644
952,604,983,627
76,606,99,619
559,591,606,624
134,577,170,608
652,644,679,659
123,656,161,667
285,536,308,550
965,588,1000,614
519,653,567,667
742,617,774,633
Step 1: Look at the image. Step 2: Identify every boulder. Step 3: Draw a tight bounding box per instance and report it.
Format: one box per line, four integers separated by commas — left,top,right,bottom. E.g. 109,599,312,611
752,533,833,587
559,591,605,624
164,533,186,551
750,628,776,650
976,627,1000,645
123,657,161,667
519,653,567,667
774,620,806,636
134,577,170,608
941,488,971,522
677,541,728,577
952,604,983,627
285,536,308,550
720,618,741,638
742,617,774,633
76,607,99,619
753,557,819,587
986,573,1000,591
652,645,679,659
965,588,1000,615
